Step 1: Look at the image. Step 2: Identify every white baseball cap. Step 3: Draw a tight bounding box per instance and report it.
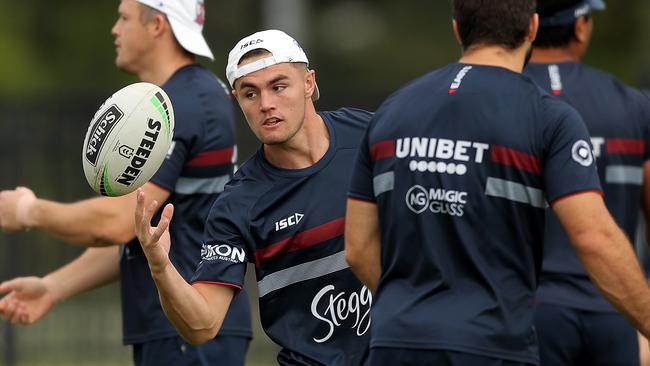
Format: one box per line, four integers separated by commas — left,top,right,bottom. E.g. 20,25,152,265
136,0,214,60
226,29,320,100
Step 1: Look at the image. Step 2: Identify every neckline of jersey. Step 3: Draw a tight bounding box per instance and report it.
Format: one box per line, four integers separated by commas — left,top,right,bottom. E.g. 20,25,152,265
255,111,337,178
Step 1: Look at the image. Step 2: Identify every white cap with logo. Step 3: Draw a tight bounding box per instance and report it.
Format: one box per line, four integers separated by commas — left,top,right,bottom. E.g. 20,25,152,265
226,29,320,100
135,0,214,60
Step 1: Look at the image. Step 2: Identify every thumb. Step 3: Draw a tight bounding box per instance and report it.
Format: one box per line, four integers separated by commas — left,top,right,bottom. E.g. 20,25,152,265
0,278,26,294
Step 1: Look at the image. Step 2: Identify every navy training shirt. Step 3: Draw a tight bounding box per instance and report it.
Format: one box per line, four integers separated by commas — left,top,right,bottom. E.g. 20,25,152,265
349,63,602,364
120,64,252,344
526,62,650,311
192,108,373,366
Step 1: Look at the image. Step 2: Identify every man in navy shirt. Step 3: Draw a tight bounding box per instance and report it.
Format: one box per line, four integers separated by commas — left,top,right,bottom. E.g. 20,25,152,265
134,29,374,365
346,0,650,365
0,1,251,365
525,1,650,365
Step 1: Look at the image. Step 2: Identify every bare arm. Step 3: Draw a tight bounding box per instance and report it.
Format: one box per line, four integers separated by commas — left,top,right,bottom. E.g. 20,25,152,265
345,198,381,292
0,246,120,324
134,189,235,345
642,162,650,247
0,183,170,246
554,192,650,337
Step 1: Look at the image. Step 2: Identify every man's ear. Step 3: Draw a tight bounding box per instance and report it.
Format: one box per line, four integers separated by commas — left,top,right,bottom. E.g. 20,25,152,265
305,69,317,100
149,13,168,37
452,20,463,46
574,16,593,44
528,13,539,43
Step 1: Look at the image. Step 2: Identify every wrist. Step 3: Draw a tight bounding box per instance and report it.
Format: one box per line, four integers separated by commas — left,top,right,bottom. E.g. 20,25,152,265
148,256,171,277
17,196,38,230
42,275,64,304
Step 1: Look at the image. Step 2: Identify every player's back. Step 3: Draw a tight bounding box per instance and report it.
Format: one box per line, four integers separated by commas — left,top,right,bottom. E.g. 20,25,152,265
350,63,600,364
526,62,650,310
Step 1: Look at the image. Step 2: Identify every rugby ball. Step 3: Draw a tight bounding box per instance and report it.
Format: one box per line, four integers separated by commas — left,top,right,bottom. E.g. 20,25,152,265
82,82,174,196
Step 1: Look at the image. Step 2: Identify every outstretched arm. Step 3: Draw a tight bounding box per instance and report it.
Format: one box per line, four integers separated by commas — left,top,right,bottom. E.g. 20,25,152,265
134,189,235,345
554,192,650,337
0,245,120,325
0,183,170,246
345,198,382,292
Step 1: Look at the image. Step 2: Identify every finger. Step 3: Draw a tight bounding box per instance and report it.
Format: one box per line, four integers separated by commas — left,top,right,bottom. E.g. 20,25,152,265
161,203,174,223
4,299,18,323
134,189,146,232
144,199,160,224
149,204,174,244
0,279,23,294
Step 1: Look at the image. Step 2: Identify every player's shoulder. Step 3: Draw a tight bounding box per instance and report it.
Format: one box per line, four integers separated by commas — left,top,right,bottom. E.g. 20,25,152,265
580,64,649,103
162,64,232,114
319,108,374,147
163,64,235,135
320,108,373,128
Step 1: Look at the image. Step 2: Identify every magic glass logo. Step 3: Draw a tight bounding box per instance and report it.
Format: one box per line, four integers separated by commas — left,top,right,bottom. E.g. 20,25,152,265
85,105,124,166
406,185,467,217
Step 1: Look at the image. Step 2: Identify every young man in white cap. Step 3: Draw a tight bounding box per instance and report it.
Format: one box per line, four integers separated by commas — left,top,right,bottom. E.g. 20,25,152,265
525,1,650,364
134,29,374,365
0,1,251,365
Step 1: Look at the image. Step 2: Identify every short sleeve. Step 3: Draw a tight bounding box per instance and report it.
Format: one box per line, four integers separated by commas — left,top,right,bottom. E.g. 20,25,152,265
543,104,602,204
190,190,249,289
150,139,189,191
348,125,376,202
640,93,650,161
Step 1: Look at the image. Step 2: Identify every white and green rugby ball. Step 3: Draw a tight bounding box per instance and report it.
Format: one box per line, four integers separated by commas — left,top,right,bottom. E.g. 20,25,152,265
82,82,174,196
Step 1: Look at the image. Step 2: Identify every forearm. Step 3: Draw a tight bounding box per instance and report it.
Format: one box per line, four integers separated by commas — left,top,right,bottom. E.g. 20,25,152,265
345,199,382,292
26,197,133,247
151,263,232,344
43,246,121,302
577,228,650,336
347,251,380,293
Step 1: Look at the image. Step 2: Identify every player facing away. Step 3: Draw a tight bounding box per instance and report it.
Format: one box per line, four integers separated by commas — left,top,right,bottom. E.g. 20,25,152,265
346,0,650,365
134,29,373,365
525,1,650,365
0,1,252,365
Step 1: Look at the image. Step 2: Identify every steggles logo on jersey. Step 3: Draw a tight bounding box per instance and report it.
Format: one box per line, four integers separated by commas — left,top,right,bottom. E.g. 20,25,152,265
310,285,372,343
406,185,467,217
396,137,490,176
274,213,304,232
571,140,594,167
200,243,246,263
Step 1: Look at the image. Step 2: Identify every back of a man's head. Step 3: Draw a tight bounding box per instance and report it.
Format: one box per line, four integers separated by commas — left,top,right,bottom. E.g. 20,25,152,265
535,0,585,48
452,0,536,51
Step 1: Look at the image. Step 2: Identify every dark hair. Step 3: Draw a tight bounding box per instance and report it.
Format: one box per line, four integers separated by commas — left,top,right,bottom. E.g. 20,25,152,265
535,0,588,48
238,49,271,66
452,0,536,50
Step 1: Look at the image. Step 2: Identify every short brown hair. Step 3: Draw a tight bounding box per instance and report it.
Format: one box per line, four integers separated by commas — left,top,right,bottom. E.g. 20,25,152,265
452,0,537,50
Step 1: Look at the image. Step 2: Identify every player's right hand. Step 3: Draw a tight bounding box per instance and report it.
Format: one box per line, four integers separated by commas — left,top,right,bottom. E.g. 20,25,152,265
134,188,174,275
0,276,57,325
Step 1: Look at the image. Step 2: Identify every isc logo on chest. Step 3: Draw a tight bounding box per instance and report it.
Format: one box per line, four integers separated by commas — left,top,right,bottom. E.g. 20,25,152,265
275,213,304,232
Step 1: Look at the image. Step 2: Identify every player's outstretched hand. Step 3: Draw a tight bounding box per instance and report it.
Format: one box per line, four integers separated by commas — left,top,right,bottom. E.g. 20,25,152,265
135,188,174,274
0,276,57,325
0,187,36,232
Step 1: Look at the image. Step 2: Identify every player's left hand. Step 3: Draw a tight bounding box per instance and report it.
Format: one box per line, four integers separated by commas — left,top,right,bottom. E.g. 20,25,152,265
134,188,174,274
0,187,36,232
